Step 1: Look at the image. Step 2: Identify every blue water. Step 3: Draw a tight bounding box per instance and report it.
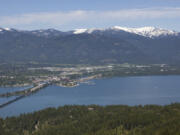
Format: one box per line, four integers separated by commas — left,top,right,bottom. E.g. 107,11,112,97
0,96,18,104
0,75,180,118
0,86,33,94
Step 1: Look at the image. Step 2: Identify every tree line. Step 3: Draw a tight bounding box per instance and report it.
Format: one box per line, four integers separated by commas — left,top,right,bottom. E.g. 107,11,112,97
0,103,180,135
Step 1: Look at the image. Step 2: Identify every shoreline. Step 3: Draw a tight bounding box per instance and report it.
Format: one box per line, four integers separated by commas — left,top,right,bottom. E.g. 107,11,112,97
1,74,180,88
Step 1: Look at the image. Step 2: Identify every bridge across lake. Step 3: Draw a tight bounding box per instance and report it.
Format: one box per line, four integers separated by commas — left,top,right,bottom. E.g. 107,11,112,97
0,82,50,109
1,76,180,118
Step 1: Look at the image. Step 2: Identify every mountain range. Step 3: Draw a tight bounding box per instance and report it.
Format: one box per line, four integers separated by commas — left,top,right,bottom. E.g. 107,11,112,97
0,26,180,64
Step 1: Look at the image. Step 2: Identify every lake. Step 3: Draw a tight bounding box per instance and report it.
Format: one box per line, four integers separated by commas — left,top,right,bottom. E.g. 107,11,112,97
0,75,180,118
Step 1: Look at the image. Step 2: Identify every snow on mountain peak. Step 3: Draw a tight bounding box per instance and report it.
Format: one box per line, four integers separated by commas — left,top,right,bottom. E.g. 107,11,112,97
0,26,178,38
4,28,11,31
73,28,105,34
112,26,178,37
73,26,178,38
73,29,88,34
0,27,13,32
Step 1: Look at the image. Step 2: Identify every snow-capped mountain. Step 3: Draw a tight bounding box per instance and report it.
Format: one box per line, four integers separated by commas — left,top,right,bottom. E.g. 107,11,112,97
0,26,180,64
0,27,15,32
111,26,178,38
29,29,66,37
0,27,67,37
73,26,179,38
73,28,105,34
0,26,179,38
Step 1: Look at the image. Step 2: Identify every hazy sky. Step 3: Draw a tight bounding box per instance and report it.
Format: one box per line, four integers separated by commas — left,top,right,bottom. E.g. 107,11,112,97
0,0,180,31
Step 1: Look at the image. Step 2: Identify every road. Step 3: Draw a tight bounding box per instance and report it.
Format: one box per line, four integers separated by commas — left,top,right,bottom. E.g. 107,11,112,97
0,82,50,109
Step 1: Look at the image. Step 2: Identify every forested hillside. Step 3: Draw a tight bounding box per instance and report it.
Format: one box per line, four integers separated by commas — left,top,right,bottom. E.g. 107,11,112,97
0,27,180,64
0,104,180,135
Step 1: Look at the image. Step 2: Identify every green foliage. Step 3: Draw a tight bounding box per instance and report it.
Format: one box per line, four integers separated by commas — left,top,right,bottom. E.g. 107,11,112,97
1,104,180,135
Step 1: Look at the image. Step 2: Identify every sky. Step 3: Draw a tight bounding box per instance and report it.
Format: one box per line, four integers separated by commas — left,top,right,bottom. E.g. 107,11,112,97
0,0,180,31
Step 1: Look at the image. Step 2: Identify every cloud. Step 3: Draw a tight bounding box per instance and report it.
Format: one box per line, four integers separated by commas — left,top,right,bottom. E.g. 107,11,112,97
0,7,180,29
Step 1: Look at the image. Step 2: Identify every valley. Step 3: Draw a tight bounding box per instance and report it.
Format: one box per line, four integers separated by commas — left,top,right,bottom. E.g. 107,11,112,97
1,63,180,109
0,26,180,134
1,63,180,88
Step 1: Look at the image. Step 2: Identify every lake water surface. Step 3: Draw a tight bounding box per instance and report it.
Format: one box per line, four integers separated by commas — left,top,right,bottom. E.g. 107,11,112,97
0,75,180,118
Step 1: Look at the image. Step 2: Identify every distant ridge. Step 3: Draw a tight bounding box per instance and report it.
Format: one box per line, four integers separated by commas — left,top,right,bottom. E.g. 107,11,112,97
0,26,180,64
0,26,179,38
73,26,178,38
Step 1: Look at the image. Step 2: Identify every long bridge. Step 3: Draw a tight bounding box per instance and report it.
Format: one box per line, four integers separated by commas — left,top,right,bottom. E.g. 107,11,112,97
0,82,51,109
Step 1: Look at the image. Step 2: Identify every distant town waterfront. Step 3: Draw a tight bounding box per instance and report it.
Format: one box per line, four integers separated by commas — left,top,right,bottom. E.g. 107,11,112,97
0,75,180,118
